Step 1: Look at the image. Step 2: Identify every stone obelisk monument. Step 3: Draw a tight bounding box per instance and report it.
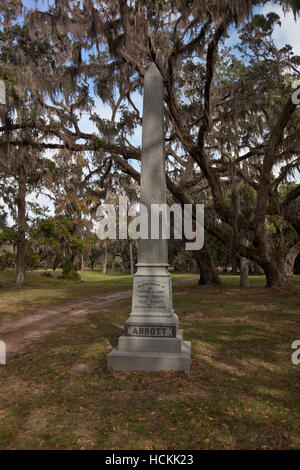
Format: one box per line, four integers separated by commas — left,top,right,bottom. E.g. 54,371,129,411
107,63,191,372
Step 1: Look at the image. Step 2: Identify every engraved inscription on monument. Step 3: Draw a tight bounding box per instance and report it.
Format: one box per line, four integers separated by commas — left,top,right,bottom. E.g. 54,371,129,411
124,325,176,338
133,278,170,312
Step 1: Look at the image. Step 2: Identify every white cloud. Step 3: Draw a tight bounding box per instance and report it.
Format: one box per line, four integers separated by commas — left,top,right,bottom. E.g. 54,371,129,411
261,3,300,55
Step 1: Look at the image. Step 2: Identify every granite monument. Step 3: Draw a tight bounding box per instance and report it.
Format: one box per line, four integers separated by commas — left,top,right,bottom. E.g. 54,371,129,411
107,63,191,372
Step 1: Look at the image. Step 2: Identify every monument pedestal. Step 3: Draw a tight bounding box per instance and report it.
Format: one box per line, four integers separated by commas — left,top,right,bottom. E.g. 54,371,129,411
107,264,191,373
107,341,191,372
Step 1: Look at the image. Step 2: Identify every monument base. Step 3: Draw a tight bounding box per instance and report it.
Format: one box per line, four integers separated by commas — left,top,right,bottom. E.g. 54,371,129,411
107,340,191,373
107,263,191,373
118,329,183,353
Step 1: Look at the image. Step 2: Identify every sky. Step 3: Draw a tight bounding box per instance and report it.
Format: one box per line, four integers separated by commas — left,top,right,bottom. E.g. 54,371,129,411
21,1,300,142
261,3,300,54
4,1,300,224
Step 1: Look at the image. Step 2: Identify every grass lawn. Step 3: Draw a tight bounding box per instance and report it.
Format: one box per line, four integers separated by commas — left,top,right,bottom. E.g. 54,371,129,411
0,272,299,449
0,269,195,319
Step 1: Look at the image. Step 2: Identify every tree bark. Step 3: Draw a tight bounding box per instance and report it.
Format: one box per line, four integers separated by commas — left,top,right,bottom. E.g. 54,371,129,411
262,259,289,287
239,238,249,287
240,256,249,287
193,244,221,285
80,231,84,281
102,240,108,274
284,242,300,274
52,253,61,271
122,257,127,273
15,165,26,287
129,240,134,275
231,253,237,274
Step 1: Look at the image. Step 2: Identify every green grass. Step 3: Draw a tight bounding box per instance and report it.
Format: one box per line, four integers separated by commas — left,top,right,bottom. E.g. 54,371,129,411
0,269,130,319
0,269,196,319
0,273,299,449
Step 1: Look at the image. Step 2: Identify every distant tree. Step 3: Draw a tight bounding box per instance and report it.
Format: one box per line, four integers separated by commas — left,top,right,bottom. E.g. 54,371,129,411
0,3,61,286
4,0,299,286
88,246,102,271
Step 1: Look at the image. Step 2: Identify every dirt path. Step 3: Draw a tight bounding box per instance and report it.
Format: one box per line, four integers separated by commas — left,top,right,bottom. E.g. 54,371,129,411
0,278,195,355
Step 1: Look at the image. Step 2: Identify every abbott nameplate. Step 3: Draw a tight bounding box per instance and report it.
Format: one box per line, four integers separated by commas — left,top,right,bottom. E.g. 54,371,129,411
125,325,176,338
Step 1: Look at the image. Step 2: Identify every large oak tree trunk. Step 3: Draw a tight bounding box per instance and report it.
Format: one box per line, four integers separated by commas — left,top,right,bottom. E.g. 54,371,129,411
285,243,300,274
240,238,249,287
256,250,289,286
262,259,289,287
231,254,237,274
193,244,221,286
15,166,26,287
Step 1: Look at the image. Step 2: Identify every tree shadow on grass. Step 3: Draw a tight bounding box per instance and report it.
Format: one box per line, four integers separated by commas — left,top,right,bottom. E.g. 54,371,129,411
0,294,299,449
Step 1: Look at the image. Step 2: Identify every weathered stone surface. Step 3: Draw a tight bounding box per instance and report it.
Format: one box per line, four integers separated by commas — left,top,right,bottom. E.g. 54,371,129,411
107,341,191,373
124,325,176,338
107,63,191,373
119,330,183,353
130,263,177,325
132,276,171,313
138,63,168,265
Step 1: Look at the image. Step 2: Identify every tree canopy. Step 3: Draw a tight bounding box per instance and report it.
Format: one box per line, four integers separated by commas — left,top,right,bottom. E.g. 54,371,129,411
0,0,299,286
